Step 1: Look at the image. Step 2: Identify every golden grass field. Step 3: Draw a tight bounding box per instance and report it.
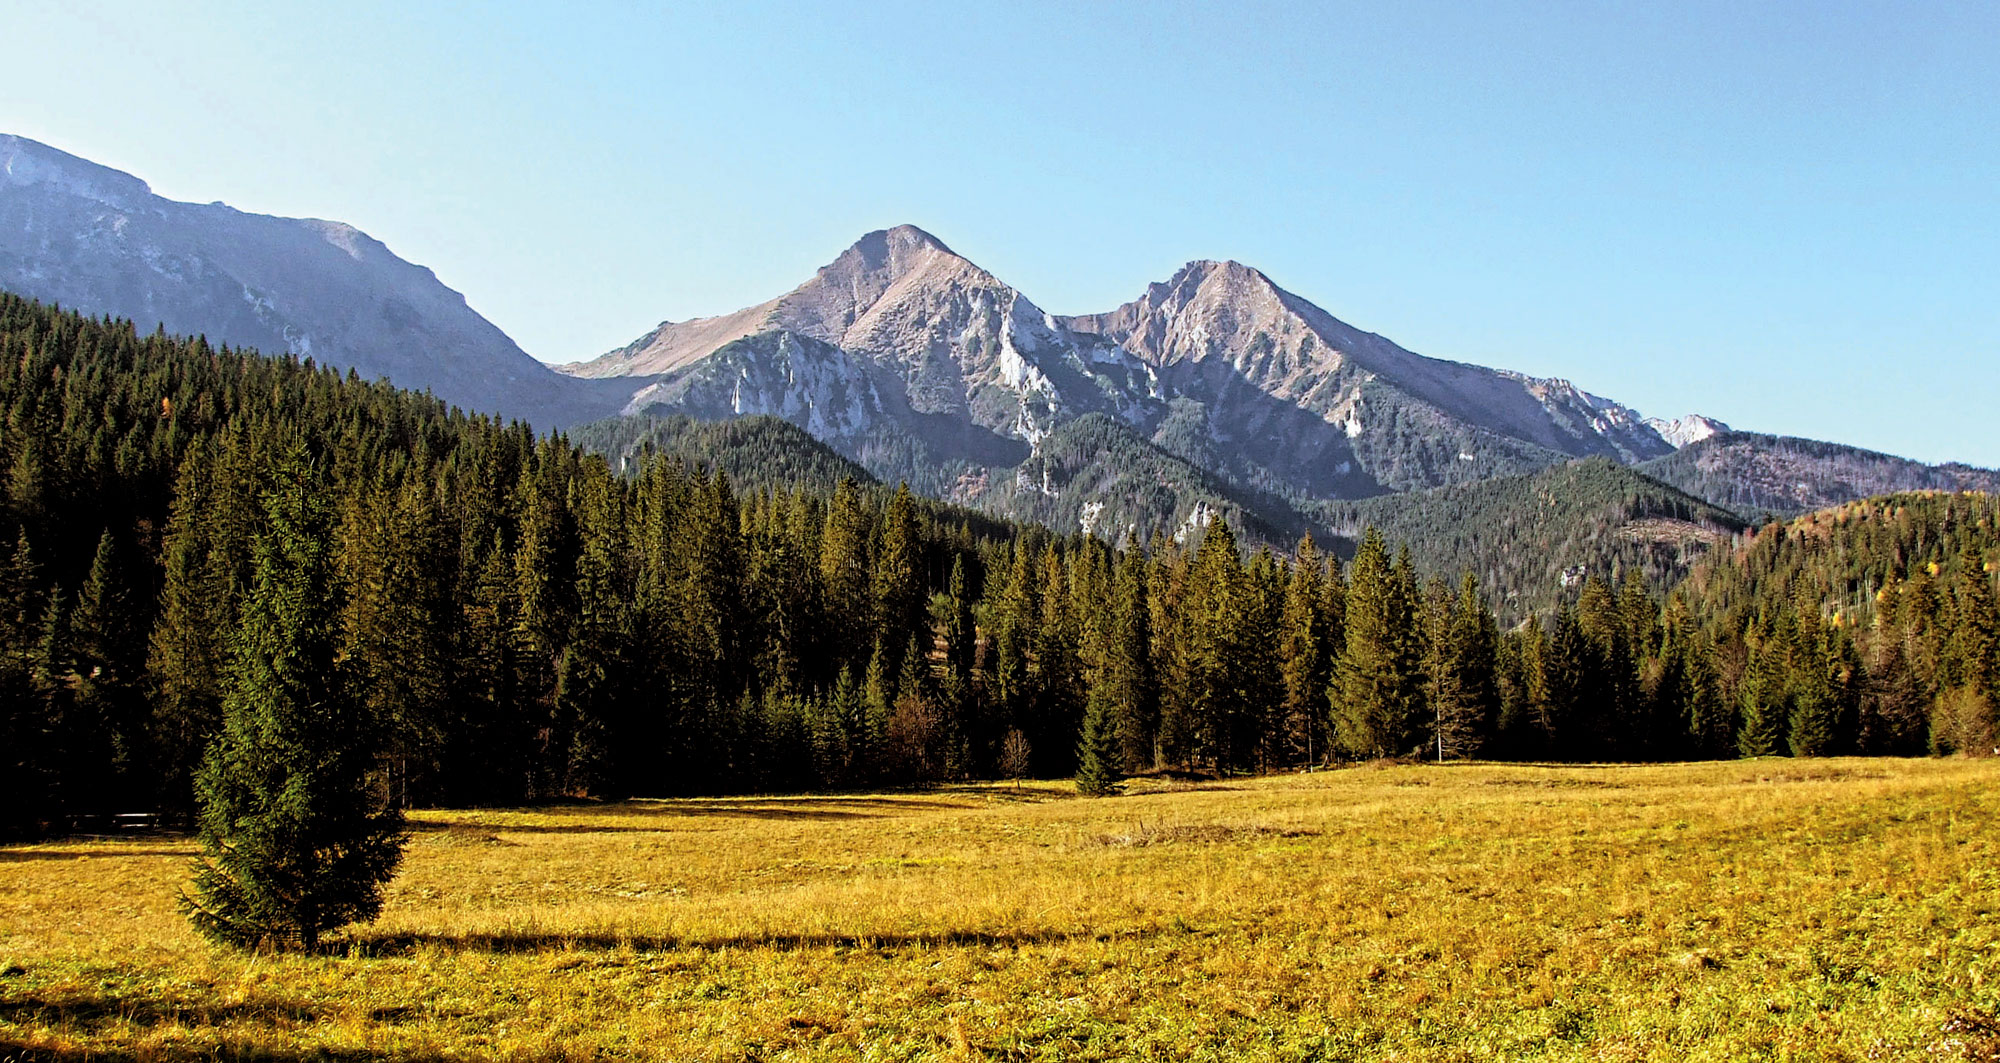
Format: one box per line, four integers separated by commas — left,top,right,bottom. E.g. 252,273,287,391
3,758,1999,1061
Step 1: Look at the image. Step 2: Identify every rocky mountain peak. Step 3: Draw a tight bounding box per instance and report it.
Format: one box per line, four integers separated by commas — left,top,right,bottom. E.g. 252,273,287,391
1064,257,1325,374
775,223,1001,343
841,224,957,267
813,225,967,292
570,224,1679,495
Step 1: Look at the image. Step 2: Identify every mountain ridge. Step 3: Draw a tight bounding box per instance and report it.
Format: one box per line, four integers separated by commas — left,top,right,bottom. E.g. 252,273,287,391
0,133,627,428
569,225,1685,505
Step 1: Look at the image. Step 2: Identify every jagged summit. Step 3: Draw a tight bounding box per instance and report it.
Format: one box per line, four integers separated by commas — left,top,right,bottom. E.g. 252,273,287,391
1064,258,1320,369
564,224,1145,452
566,223,997,380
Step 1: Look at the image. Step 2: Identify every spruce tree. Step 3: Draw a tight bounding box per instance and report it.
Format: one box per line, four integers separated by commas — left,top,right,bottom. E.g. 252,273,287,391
340,479,453,805
1278,536,1329,767
991,544,1038,747
1030,544,1082,775
806,682,852,788
1788,612,1842,757
1107,547,1158,773
148,454,228,816
1074,683,1123,796
33,586,83,819
455,534,528,803
1332,529,1422,759
1178,519,1245,769
1737,616,1791,758
182,442,405,952
818,477,872,671
0,531,47,835
1494,616,1550,760
1430,573,1499,760
1542,607,1596,760
74,529,150,808
872,483,925,665
858,639,893,781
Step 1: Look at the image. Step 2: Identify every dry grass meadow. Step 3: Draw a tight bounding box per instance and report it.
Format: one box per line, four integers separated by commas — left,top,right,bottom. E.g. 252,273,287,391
4,758,1999,1061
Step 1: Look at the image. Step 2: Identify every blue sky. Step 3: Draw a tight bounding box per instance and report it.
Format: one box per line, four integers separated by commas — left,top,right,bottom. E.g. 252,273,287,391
6,1,1996,464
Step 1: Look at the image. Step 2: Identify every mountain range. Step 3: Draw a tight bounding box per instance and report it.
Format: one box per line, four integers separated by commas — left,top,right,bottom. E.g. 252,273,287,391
4,132,1994,568
562,224,1681,504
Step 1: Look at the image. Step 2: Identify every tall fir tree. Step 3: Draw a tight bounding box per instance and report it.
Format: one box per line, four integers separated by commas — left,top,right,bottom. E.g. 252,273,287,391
1106,546,1159,773
148,453,230,816
0,531,47,834
1428,573,1499,760
1737,615,1792,758
1074,681,1123,796
72,529,150,810
1278,536,1330,767
182,441,405,952
872,483,925,674
1332,529,1423,759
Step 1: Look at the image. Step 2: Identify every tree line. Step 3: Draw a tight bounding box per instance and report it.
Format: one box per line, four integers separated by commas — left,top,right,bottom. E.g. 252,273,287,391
1,294,1995,837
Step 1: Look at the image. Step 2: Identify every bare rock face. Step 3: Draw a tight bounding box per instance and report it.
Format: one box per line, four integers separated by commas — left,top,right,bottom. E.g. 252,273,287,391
0,134,624,428
1645,414,1731,449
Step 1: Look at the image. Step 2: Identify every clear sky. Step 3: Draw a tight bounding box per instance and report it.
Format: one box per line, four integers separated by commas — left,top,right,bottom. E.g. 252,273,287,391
6,1,1996,464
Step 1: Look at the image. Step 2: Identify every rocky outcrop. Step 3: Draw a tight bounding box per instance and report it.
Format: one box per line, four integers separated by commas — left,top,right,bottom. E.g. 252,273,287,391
1645,414,1731,449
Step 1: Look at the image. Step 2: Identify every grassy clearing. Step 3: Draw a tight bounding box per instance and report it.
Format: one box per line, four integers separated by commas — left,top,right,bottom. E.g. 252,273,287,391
3,759,1999,1061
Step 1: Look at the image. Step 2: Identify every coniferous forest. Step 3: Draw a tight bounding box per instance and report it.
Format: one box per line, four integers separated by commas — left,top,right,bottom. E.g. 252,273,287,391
2,293,1997,838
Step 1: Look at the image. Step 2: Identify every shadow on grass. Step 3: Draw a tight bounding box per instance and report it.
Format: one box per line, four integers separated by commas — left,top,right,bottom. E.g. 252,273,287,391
0,1039,446,1062
418,794,989,832
0,848,192,862
0,994,332,1032
341,924,1117,958
0,993,472,1061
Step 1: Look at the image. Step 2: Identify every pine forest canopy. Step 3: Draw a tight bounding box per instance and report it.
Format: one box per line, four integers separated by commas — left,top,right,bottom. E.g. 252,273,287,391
1,292,1996,842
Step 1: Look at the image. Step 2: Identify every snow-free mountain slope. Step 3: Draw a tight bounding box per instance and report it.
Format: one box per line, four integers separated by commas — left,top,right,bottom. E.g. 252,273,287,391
0,133,625,428
571,226,988,379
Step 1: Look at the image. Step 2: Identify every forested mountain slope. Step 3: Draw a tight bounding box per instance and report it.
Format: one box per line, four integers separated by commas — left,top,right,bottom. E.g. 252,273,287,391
948,413,1319,549
1313,458,1746,618
569,413,876,495
1665,491,2000,757
1639,431,2000,521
